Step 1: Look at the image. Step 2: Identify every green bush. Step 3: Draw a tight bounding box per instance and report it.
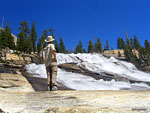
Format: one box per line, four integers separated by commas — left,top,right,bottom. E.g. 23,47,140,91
118,51,122,57
0,59,5,63
13,51,20,55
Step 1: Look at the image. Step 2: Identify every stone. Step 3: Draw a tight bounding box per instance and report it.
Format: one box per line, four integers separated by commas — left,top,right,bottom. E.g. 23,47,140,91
58,63,108,80
0,90,150,113
0,73,34,93
0,108,5,113
0,63,24,74
22,71,72,91
58,63,150,84
0,53,32,65
0,69,150,113
103,49,124,57
58,63,83,73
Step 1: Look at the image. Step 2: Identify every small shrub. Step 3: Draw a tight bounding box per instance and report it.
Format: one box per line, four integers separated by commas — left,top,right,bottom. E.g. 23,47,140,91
0,59,5,63
13,51,20,55
118,51,122,57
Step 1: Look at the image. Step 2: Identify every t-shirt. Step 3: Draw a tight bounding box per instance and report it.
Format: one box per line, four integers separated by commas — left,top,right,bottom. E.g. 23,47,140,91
41,43,57,67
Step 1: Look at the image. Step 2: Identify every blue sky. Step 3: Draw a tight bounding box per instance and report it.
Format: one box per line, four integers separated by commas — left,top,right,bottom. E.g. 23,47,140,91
0,0,150,50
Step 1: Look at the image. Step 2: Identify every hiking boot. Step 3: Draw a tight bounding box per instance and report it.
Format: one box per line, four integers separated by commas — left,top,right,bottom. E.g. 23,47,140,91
48,84,52,91
52,85,58,91
48,86,50,91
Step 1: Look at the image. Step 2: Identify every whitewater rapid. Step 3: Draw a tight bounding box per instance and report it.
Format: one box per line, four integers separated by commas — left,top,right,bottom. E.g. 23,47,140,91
26,53,150,90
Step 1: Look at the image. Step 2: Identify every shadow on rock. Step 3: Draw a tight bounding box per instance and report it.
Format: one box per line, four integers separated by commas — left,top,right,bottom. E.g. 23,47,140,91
21,71,72,91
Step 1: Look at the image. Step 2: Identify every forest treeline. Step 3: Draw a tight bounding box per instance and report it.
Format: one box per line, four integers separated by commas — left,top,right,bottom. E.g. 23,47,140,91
117,35,150,68
0,21,105,54
0,21,150,68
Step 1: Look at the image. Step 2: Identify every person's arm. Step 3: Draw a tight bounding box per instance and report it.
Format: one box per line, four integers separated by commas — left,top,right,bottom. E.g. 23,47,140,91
52,50,57,62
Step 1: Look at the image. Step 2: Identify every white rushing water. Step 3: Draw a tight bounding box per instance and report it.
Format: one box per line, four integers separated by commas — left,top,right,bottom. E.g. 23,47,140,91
26,53,150,90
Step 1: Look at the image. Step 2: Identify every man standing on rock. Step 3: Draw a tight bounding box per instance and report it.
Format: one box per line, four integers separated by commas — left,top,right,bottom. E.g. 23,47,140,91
41,36,58,91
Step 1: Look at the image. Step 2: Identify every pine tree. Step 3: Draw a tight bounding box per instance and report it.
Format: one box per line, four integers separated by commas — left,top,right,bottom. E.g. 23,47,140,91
134,35,141,50
118,35,149,68
144,40,150,49
5,22,15,49
88,40,94,53
54,40,59,52
75,41,83,53
139,45,150,66
0,30,7,61
94,38,103,53
117,37,121,49
126,38,130,48
37,29,49,53
31,22,37,53
0,30,2,50
17,31,24,52
48,28,59,52
78,41,83,53
0,22,15,50
43,30,48,48
49,28,55,38
37,35,44,53
104,40,110,50
125,32,130,48
122,35,138,64
37,30,48,52
130,38,134,49
28,33,33,53
82,48,87,53
24,37,30,53
0,29,7,49
144,40,150,65
69,49,74,53
17,21,30,53
123,44,134,62
43,30,48,39
59,37,66,53
120,38,125,49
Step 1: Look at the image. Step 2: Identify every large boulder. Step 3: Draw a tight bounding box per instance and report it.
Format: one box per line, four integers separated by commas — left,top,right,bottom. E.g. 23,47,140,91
0,90,150,113
0,67,150,113
58,63,150,84
0,51,32,65
0,73,34,92
0,63,24,74
6,53,32,64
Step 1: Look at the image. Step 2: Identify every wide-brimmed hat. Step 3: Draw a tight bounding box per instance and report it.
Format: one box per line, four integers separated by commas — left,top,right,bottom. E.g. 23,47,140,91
45,36,55,42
